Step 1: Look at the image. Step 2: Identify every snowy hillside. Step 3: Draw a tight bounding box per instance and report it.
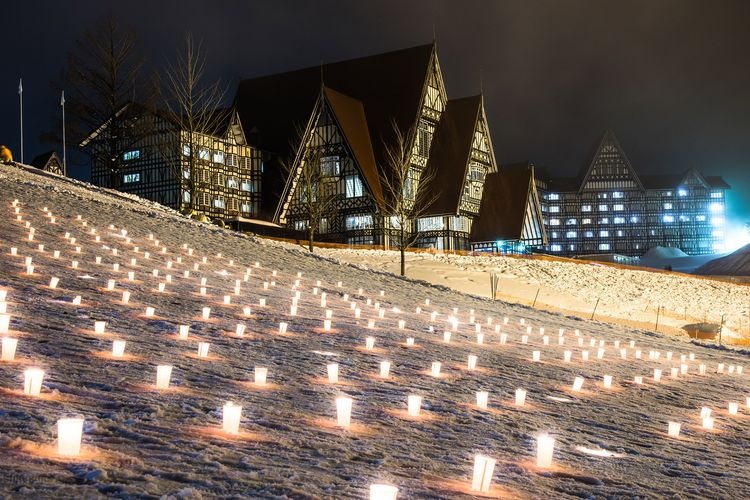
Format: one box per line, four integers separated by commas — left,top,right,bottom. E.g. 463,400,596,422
1,163,749,498
695,244,750,277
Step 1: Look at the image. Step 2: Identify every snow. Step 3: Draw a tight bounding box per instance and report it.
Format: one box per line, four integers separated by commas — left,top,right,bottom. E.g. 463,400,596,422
642,246,688,259
696,244,750,277
1,163,750,498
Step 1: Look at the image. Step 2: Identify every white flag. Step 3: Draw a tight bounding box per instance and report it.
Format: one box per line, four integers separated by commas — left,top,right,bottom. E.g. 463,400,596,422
61,90,65,106
18,78,22,94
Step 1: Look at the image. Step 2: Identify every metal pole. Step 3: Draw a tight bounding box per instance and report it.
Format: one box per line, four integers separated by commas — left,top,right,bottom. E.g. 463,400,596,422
590,297,600,320
61,91,66,176
18,78,23,164
655,306,661,332
532,288,540,308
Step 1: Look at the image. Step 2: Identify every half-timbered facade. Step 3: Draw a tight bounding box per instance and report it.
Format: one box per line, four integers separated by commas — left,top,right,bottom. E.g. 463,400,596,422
537,131,730,257
237,43,500,249
30,151,64,175
84,108,262,221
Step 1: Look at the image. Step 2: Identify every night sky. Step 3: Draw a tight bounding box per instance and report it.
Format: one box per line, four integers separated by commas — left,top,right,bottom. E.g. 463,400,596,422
4,0,749,226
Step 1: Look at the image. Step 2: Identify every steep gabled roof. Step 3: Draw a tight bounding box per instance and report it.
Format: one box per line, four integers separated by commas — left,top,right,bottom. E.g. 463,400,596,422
578,130,645,193
30,151,61,170
235,43,434,172
322,87,383,208
419,95,487,216
471,162,541,242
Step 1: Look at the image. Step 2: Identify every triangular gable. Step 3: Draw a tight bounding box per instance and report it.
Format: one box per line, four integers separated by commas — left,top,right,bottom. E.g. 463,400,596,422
419,95,483,216
677,168,711,190
225,110,247,145
323,87,383,209
471,163,546,245
578,130,644,193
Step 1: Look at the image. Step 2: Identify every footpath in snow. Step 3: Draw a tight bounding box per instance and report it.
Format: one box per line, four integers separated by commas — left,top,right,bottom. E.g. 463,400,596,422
0,163,749,498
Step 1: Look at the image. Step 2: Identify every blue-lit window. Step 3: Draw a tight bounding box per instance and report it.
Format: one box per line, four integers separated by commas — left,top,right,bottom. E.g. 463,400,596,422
582,205,592,212
709,202,724,213
549,206,560,213
678,189,688,197
566,231,577,238
213,197,225,209
549,193,560,200
346,214,373,230
710,192,723,198
617,230,624,237
613,204,624,211
630,216,639,223
551,244,562,252
614,217,625,224
294,220,309,231
599,243,610,251
679,215,690,222
123,173,140,183
241,180,254,192
566,218,577,225
213,151,224,164
696,215,707,222
551,232,558,238
585,231,594,237
663,215,674,223
598,204,608,211
582,218,591,224
240,203,251,213
345,175,364,198
549,219,560,226
600,230,609,237
199,148,210,160
600,218,609,224
664,203,673,210
612,192,623,198
123,150,140,161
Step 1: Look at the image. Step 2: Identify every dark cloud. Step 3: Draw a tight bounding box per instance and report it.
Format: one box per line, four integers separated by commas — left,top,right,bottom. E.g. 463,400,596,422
3,0,748,219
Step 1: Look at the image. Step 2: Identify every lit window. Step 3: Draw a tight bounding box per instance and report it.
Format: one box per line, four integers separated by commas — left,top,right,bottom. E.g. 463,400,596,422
294,220,309,231
227,177,239,190
710,192,723,198
600,193,608,199
566,231,577,238
213,151,224,164
598,204,608,211
551,232,558,238
226,154,237,167
199,148,209,160
599,243,610,251
549,193,560,200
709,202,724,213
240,202,251,213
663,203,673,210
678,189,687,196
614,217,625,224
549,206,560,213
663,215,674,223
566,218,577,225
319,217,329,233
582,205,592,212
345,214,373,230
182,145,191,156
123,150,140,161
696,215,707,222
613,204,624,211
665,191,672,196
123,173,140,183
320,156,341,176
241,180,254,192
612,192,623,198
216,173,224,187
617,230,624,237
600,218,609,224
551,244,562,252
183,169,190,179
569,244,576,251
417,217,444,231
345,174,364,198
599,230,609,237
585,231,594,237
711,216,725,226
630,216,639,223
183,191,190,203
213,197,225,209
679,215,690,222
582,218,591,224
549,219,560,226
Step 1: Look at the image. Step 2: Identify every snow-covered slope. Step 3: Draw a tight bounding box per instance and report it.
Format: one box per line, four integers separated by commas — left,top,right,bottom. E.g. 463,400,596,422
1,164,749,498
695,244,750,276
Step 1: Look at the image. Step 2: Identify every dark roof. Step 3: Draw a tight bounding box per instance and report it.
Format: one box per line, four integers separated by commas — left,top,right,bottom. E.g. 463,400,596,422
420,95,482,215
30,151,60,169
471,162,536,242
322,87,383,207
235,43,434,185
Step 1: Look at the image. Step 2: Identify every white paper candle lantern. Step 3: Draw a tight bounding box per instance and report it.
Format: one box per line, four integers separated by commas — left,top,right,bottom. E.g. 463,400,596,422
603,375,613,388
728,402,739,415
325,309,333,320
629,340,635,348
581,350,589,361
468,355,478,370
72,295,81,305
670,367,679,379
156,365,173,389
278,322,288,335
577,338,584,347
406,337,414,346
336,396,353,428
367,319,375,328
597,348,605,359
702,417,714,429
178,325,189,339
57,417,84,456
158,283,166,293
128,271,135,281
668,421,681,437
197,342,210,358
543,336,549,345
122,291,130,304
49,277,59,289
499,333,507,345
379,361,391,378
202,307,211,320
327,363,339,383
289,305,297,316
199,287,207,296
476,391,489,409
666,351,673,361
654,368,662,382
370,484,398,500
145,307,155,317
572,376,584,392
442,331,451,343
476,333,484,345
700,407,712,419
746,396,750,409
635,350,642,359
407,394,422,416
521,335,528,344
323,319,332,331
366,337,375,350
255,367,268,386
728,364,735,374
532,351,541,362
0,290,6,302
699,364,706,375
94,321,106,334
739,366,744,375
634,376,643,385
526,326,532,335
223,295,231,305
112,340,126,357
563,351,572,363
512,387,528,406
536,434,555,468
23,368,45,396
398,319,406,330
113,263,119,272
259,298,266,307
471,454,496,493
223,402,242,434
431,361,442,377
681,363,689,375
0,314,9,334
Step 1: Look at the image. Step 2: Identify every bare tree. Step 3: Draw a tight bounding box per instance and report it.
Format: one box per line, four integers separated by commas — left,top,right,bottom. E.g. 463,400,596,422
380,119,439,276
283,130,340,252
50,15,147,186
161,33,228,215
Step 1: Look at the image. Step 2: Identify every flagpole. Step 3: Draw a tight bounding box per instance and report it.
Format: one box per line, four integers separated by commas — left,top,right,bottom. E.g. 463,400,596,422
61,90,67,176
18,79,23,164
